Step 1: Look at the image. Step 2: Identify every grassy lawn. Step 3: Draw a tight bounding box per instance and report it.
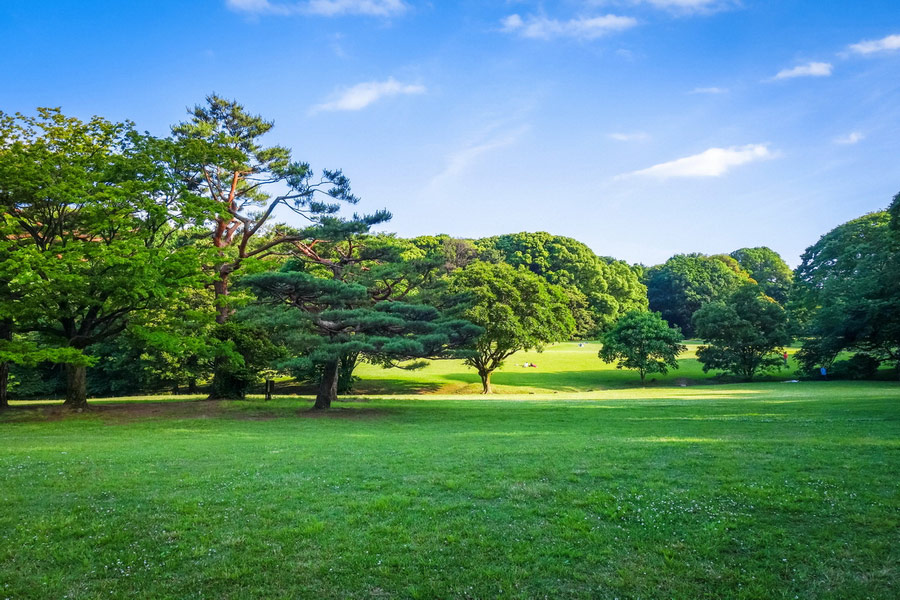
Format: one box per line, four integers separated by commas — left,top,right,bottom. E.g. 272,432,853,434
2,380,897,599
348,341,805,395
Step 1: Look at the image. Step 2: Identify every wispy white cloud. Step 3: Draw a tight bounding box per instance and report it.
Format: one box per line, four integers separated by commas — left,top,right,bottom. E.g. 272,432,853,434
690,86,728,94
609,132,650,141
773,61,832,80
588,0,735,14
625,144,773,178
848,33,900,55
430,126,529,187
501,13,638,40
834,131,864,145
225,0,407,17
637,0,732,12
311,78,425,113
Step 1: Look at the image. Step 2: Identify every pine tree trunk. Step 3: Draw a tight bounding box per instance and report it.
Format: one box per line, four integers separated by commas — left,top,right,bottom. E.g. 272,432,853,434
0,361,8,409
213,275,230,325
0,320,9,408
64,363,88,409
210,273,234,397
315,360,339,409
480,369,493,394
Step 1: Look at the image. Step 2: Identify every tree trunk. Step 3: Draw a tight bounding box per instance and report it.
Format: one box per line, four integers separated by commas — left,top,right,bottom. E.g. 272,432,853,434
213,275,230,325
0,320,9,408
265,379,274,401
479,369,493,394
315,360,339,409
0,361,8,409
639,369,646,386
64,363,88,409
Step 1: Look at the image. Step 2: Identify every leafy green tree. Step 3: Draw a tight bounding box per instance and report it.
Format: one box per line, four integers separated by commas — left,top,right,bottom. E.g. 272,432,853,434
693,285,791,380
445,261,575,393
599,311,686,384
646,253,750,337
242,264,480,408
0,108,208,408
793,206,900,376
479,232,647,336
730,247,793,305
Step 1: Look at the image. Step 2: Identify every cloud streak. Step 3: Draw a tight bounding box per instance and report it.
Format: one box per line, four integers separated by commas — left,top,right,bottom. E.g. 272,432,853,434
311,78,425,113
625,144,773,178
635,0,734,13
609,132,650,142
501,13,637,40
225,0,407,17
690,86,727,94
773,61,832,80
430,126,529,187
848,33,900,55
834,132,864,145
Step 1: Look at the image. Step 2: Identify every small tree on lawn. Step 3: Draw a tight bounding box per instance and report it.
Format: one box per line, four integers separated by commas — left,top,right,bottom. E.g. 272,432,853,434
693,284,791,380
599,311,686,384
445,261,575,394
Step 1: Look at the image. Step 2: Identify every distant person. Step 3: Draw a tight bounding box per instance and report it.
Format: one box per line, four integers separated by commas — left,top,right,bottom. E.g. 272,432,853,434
820,366,827,380
783,351,789,365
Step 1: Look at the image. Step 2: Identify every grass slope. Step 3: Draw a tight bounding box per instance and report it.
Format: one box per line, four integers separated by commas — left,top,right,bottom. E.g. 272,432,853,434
2,382,898,599
349,341,800,395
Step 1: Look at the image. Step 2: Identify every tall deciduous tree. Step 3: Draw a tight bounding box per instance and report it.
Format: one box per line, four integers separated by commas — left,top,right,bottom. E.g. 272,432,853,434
479,232,647,336
793,204,900,376
599,311,686,384
693,284,791,380
646,253,751,337
445,261,575,393
730,246,793,305
0,109,208,408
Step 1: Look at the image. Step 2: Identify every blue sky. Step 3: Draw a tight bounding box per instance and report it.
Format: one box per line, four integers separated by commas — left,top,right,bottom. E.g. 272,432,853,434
3,1,899,266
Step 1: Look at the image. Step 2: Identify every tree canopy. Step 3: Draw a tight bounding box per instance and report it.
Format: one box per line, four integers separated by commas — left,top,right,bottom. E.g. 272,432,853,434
646,253,750,337
599,311,686,384
730,246,793,305
793,207,900,376
444,261,575,393
693,284,791,380
0,108,209,407
479,232,647,335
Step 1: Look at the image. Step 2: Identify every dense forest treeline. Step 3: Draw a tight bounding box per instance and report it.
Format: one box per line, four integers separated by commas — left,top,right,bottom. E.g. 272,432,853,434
2,98,898,408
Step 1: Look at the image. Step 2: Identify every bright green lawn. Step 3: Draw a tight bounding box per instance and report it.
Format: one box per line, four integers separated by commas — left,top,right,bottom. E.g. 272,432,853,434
349,341,802,394
2,381,898,599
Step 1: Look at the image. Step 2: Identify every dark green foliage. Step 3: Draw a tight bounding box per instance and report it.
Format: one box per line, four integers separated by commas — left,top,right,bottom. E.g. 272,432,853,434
829,354,882,380
479,232,647,336
646,253,751,336
599,311,687,384
693,285,792,380
242,266,480,407
793,207,900,376
445,261,576,393
209,322,286,399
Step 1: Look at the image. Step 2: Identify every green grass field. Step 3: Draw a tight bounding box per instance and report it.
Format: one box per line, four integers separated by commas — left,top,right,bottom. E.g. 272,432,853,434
1,346,898,599
348,341,800,395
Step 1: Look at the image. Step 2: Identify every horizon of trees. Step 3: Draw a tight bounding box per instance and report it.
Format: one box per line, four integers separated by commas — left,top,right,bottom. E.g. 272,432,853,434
2,100,898,407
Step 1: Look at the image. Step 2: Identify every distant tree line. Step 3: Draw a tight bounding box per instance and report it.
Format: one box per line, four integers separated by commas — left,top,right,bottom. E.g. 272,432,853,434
1,98,897,408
